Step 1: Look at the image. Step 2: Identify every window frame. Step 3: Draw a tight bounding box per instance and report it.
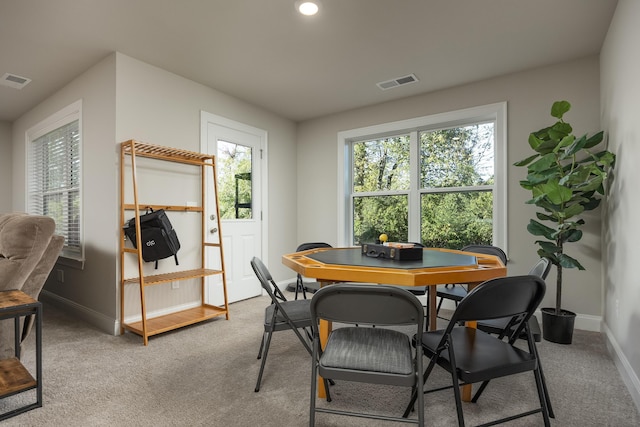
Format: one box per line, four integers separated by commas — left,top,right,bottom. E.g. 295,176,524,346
337,102,507,251
25,100,84,264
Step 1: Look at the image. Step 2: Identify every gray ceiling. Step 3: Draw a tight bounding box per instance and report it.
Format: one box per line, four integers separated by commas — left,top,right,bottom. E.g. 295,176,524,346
0,0,618,123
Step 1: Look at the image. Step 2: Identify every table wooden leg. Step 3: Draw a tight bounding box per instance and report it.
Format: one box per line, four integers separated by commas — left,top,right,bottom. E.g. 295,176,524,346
428,286,437,331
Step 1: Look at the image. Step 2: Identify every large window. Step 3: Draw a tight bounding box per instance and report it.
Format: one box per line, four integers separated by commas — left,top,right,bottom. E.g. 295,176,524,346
27,100,83,261
339,103,506,250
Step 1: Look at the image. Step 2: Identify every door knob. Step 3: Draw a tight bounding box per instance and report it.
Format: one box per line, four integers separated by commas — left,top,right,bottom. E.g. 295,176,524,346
210,227,218,234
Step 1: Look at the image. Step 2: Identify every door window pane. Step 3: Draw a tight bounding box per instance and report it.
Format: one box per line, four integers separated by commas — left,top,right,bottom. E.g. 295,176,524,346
217,140,252,219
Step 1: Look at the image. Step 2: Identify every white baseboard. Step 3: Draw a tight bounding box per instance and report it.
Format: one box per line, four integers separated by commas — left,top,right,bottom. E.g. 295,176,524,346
40,291,205,336
40,290,118,335
603,323,640,412
437,300,602,332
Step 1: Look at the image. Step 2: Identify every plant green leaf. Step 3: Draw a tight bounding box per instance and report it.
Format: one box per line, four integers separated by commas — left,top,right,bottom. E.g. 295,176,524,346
551,100,571,119
537,180,573,205
535,139,560,155
528,133,543,150
557,253,585,270
556,134,575,151
581,197,601,211
527,219,555,240
536,212,555,222
561,203,585,220
564,229,583,243
528,153,557,172
549,122,572,141
566,133,589,156
514,153,539,167
583,131,604,149
535,240,560,253
537,249,559,265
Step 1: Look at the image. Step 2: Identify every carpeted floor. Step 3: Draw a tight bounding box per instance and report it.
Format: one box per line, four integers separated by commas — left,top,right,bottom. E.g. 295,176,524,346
1,292,638,426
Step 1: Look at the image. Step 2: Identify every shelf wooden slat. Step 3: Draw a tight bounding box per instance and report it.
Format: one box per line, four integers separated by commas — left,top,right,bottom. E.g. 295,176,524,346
123,203,203,212
121,139,215,165
123,305,228,337
123,268,223,286
0,358,37,397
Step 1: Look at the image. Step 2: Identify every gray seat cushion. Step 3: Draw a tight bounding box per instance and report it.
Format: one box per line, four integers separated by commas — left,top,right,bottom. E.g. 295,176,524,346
264,299,312,330
320,327,413,376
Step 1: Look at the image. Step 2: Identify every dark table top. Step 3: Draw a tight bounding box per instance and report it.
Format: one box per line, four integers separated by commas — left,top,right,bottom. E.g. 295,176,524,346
307,247,477,270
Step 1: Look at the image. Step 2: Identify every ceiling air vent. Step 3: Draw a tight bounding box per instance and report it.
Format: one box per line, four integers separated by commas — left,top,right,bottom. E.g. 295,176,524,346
1,73,32,89
376,74,419,91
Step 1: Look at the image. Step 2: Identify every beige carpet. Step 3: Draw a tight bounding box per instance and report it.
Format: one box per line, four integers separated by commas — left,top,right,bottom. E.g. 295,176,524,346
1,292,638,426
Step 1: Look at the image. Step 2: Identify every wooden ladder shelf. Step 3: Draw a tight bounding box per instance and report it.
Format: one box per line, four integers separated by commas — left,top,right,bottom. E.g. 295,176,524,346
119,140,229,345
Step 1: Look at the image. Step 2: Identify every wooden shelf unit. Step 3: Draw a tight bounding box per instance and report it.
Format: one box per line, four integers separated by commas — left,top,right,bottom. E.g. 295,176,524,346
0,290,42,420
119,140,229,345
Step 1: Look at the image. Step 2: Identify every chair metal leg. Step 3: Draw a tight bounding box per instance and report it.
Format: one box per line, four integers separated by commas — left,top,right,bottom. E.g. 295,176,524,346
447,343,466,427
436,296,445,315
256,332,266,359
532,367,552,427
295,274,307,300
255,330,274,392
310,339,318,427
532,343,555,418
403,353,438,418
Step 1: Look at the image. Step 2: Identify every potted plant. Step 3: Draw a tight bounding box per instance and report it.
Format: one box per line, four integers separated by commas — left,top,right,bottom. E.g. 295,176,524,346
515,100,615,344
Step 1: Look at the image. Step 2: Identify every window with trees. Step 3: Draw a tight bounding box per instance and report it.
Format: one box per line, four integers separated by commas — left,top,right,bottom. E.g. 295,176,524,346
27,100,83,261
338,103,506,250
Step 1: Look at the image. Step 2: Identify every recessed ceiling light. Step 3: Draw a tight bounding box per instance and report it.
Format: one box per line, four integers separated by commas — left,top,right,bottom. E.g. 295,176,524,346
295,1,320,16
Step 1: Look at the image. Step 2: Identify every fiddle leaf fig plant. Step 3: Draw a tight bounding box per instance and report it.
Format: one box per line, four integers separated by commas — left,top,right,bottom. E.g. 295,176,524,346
515,100,615,315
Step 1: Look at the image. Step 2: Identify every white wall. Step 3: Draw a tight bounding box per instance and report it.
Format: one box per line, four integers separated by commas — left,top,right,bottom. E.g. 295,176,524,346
0,121,11,210
114,54,297,324
9,52,298,333
600,0,640,408
114,53,298,286
11,54,117,330
296,56,604,327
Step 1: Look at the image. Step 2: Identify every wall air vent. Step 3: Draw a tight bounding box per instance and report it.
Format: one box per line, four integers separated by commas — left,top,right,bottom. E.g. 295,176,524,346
376,74,419,91
1,73,32,89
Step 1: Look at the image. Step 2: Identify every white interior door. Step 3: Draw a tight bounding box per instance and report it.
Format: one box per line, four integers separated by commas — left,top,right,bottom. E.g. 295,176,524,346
201,112,265,303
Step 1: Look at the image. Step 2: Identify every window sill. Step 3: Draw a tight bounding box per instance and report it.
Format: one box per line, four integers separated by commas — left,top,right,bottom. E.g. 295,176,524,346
56,256,84,270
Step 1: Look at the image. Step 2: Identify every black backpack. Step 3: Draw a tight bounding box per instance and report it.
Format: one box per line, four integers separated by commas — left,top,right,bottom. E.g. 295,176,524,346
124,208,180,269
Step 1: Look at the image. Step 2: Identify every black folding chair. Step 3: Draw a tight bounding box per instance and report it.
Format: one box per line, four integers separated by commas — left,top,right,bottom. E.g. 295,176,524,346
250,257,313,392
310,284,425,426
476,257,555,417
435,244,508,320
293,242,332,299
404,275,552,427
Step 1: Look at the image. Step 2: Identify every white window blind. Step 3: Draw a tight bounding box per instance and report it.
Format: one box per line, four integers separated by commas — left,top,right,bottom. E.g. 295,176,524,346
28,106,82,260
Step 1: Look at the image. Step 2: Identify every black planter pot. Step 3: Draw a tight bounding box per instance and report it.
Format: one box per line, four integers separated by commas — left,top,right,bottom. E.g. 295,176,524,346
541,307,576,344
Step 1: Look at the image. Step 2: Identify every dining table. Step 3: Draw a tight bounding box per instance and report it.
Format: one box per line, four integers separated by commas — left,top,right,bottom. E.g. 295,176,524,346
282,245,507,401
